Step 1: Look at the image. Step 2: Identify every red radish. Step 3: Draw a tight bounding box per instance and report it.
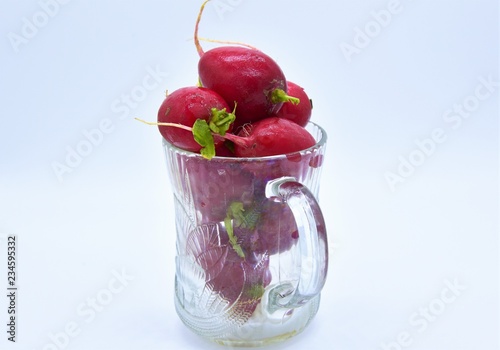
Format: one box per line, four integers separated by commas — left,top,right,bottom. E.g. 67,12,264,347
194,0,299,128
231,117,316,158
156,86,235,153
234,200,298,256
186,158,255,222
274,81,313,127
188,224,271,319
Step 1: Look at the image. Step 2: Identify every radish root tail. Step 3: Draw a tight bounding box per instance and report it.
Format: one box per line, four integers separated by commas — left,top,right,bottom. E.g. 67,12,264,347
194,0,211,57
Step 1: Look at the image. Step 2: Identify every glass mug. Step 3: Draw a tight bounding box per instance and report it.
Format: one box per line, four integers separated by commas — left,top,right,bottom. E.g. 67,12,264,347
163,122,329,347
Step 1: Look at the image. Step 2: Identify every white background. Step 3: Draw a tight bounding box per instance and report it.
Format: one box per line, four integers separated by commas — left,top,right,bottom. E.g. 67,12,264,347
0,0,498,349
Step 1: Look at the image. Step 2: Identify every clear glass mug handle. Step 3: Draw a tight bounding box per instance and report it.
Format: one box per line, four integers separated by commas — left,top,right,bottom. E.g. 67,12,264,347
265,176,329,313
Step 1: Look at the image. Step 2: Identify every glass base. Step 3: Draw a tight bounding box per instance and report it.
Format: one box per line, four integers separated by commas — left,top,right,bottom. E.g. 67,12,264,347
175,284,321,347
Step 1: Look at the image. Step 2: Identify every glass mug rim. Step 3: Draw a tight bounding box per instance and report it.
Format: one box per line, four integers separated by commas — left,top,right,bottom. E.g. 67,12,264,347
162,121,327,162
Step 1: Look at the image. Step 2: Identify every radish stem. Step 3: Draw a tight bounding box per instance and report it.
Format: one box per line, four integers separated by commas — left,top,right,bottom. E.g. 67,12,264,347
198,37,259,50
134,117,253,149
194,0,210,57
135,118,193,132
270,89,300,105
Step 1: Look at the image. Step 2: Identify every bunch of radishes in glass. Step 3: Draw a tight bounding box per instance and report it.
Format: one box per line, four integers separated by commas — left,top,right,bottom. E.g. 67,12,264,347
137,1,315,160
139,1,324,320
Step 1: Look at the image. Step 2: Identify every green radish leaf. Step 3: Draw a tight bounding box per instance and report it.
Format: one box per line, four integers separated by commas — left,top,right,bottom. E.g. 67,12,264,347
223,201,262,259
192,119,215,160
227,202,246,225
224,215,245,258
246,284,265,299
224,202,247,258
228,201,259,230
209,104,237,136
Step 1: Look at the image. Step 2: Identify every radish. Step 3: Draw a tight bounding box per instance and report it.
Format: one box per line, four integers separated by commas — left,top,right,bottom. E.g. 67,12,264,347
231,117,316,158
274,81,313,127
232,200,298,256
194,0,299,128
156,86,235,156
186,222,271,322
186,158,255,223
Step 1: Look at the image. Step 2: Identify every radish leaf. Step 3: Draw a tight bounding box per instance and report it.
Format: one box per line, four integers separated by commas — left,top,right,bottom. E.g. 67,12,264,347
209,105,236,136
192,119,215,159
